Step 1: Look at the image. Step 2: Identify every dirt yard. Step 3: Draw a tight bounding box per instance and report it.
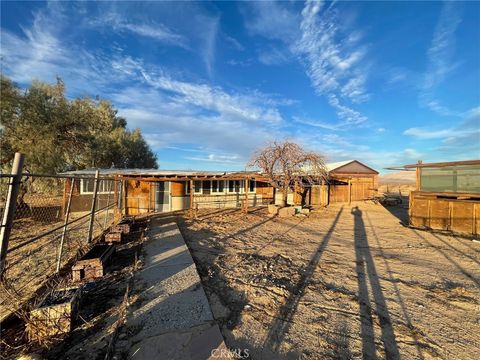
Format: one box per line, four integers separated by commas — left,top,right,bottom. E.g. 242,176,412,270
178,203,480,360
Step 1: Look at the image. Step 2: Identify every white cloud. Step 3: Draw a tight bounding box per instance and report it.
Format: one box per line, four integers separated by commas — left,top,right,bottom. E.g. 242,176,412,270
403,127,453,140
420,2,463,116
223,34,245,51
404,107,480,157
241,0,371,129
201,16,219,77
327,94,367,125
258,47,291,66
296,0,370,104
88,12,189,48
243,1,300,42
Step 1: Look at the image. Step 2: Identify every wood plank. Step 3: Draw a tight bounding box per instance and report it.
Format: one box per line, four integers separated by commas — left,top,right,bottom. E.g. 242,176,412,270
451,202,474,234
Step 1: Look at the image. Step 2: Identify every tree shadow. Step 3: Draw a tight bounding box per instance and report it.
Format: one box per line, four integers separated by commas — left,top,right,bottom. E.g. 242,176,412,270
352,206,400,359
262,207,344,355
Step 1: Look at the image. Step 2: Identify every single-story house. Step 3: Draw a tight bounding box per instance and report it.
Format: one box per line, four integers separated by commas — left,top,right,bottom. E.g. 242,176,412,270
62,160,378,215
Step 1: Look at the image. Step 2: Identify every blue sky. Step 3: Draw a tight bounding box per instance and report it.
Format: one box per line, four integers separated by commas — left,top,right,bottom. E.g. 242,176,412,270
1,1,479,173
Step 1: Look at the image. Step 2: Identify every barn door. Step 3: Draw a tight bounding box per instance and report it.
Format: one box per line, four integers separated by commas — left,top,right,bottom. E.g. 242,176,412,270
155,181,171,212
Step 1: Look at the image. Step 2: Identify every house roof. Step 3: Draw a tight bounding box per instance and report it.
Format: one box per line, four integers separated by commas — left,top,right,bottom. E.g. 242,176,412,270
325,160,354,172
326,160,378,174
60,168,263,178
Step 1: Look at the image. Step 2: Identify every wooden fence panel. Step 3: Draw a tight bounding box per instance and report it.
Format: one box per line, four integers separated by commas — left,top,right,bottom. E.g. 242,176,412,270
410,192,479,236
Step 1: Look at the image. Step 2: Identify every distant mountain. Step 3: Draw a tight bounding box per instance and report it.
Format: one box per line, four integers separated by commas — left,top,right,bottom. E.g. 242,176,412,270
379,171,416,184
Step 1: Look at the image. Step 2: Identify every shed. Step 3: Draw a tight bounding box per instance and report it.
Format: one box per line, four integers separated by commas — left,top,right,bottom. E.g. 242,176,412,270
405,160,480,236
301,160,379,206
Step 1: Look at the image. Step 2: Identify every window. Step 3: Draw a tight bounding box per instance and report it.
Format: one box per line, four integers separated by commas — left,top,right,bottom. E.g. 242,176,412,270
185,181,190,194
249,180,256,192
194,180,202,193
202,180,211,194
211,180,225,193
80,179,114,194
228,180,244,193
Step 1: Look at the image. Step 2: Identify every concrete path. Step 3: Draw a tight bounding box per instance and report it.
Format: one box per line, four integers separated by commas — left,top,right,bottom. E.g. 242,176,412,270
121,220,227,360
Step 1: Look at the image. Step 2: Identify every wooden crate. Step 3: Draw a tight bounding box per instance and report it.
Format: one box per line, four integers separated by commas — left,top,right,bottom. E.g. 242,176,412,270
72,245,115,281
27,287,81,341
105,231,123,243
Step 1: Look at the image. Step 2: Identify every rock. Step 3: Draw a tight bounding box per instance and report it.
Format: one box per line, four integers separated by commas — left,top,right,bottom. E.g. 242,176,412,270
300,208,310,214
278,207,296,217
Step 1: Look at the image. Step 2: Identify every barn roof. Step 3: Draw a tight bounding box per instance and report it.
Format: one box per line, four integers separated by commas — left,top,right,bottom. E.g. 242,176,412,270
326,160,378,174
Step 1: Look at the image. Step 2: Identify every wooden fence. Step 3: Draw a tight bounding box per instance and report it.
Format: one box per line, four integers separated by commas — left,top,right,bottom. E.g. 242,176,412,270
409,191,480,236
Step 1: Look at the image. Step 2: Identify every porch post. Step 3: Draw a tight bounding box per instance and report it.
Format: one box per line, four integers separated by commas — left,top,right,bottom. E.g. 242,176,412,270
189,179,194,218
244,176,249,213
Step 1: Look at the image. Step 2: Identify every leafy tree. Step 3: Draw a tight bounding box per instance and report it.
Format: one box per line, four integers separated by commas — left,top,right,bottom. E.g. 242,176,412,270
0,74,158,173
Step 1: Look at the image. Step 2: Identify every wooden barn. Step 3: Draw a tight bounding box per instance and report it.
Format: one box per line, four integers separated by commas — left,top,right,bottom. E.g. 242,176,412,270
299,160,379,206
406,160,480,237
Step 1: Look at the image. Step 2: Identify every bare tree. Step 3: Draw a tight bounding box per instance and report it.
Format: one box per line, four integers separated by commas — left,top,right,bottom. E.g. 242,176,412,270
249,141,327,206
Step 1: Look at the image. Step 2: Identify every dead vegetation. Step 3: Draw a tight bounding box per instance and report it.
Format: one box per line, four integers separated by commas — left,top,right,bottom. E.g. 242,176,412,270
0,219,148,360
179,203,480,359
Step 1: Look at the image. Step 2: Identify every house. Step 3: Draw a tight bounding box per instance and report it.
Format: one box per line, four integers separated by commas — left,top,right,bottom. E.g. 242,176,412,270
404,159,480,236
62,169,274,216
62,159,379,215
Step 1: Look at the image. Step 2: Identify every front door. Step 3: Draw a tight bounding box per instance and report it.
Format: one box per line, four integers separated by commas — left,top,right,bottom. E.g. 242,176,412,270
155,181,171,212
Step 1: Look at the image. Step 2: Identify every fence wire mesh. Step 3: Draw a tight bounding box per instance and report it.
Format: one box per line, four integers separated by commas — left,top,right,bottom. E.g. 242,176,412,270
0,174,122,321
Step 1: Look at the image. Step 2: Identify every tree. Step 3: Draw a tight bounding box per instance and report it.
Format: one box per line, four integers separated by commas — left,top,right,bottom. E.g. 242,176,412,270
249,140,327,206
0,74,158,173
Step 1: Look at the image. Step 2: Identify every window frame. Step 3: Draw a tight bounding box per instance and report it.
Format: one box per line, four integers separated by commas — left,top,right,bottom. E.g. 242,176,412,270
211,180,225,193
80,178,115,195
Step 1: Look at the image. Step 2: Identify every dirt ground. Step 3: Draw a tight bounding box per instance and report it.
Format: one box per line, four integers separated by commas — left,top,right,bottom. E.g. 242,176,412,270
178,203,480,360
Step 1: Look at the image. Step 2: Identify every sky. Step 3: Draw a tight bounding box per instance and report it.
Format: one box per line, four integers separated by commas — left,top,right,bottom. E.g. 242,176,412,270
1,1,479,173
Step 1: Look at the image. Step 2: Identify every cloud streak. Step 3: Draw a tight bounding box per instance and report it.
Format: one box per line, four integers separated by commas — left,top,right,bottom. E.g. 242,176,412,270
420,1,462,116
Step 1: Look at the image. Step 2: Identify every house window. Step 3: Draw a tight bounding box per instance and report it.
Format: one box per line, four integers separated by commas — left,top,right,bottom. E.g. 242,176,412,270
202,180,211,194
228,180,244,193
249,180,256,192
80,179,114,194
211,180,225,193
185,181,190,194
194,180,202,193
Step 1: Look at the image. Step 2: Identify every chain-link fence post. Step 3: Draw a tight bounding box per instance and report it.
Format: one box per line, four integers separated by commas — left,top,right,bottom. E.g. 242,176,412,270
56,178,74,272
87,170,100,243
0,152,25,276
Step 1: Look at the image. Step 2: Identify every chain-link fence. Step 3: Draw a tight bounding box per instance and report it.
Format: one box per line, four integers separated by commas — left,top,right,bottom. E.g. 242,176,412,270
0,173,123,322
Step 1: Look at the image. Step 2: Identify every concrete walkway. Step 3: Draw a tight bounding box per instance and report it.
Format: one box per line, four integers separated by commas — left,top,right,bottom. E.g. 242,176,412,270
121,220,227,360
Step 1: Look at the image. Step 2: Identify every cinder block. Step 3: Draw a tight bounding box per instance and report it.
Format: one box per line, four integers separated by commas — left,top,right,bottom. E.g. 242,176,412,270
278,207,296,217
268,204,279,215
105,231,123,243
27,287,81,341
72,244,114,281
